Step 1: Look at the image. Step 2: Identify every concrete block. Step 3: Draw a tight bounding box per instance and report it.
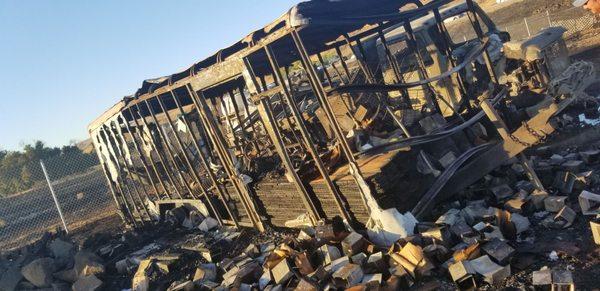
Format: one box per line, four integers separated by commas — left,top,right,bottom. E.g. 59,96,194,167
72,275,103,291
579,190,600,215
481,238,515,265
591,220,600,245
21,257,56,288
332,263,364,288
544,196,567,212
272,259,294,285
469,255,510,285
342,232,367,256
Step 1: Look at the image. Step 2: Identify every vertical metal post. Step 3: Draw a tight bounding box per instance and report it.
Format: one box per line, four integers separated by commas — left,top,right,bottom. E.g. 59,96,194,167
431,12,470,108
335,46,352,84
265,45,351,221
105,124,152,220
292,29,372,216
217,94,246,156
90,131,131,224
258,96,321,224
120,111,163,200
403,21,442,114
109,120,156,209
129,107,178,199
317,53,334,87
546,10,552,27
187,84,265,231
145,98,196,198
344,35,375,84
377,29,411,106
155,93,223,225
99,127,147,224
524,18,531,37
465,0,499,84
40,160,69,234
170,89,239,227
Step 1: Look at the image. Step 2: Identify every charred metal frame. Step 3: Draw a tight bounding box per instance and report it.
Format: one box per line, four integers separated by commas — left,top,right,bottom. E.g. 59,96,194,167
89,0,567,230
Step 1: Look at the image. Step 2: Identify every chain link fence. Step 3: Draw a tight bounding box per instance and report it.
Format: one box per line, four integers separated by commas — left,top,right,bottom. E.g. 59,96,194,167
0,151,117,250
499,7,599,41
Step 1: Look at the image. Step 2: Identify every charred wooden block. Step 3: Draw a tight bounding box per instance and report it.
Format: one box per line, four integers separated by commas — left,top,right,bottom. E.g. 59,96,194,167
544,196,567,212
579,190,600,215
481,238,515,265
332,263,364,288
342,232,368,256
272,259,294,285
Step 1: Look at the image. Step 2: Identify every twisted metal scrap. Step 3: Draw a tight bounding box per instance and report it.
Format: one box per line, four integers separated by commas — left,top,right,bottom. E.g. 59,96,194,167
549,61,597,102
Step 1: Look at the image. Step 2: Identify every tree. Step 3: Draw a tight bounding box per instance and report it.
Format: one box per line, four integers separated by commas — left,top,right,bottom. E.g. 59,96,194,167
0,141,98,197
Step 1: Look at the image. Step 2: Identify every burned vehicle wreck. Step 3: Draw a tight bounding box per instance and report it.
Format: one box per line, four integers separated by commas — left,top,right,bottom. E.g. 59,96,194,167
88,0,580,242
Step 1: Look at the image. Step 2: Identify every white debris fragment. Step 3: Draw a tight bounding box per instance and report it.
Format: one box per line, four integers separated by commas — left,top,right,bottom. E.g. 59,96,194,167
548,251,559,261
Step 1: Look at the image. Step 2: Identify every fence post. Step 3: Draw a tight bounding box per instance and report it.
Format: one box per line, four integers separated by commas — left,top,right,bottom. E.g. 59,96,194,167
546,10,552,27
40,160,69,234
524,17,531,37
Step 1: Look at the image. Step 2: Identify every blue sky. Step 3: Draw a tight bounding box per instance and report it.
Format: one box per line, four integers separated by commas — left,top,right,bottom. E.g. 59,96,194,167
0,0,296,151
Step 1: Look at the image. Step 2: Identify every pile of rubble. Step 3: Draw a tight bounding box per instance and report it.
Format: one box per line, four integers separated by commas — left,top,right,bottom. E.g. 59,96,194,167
3,145,600,290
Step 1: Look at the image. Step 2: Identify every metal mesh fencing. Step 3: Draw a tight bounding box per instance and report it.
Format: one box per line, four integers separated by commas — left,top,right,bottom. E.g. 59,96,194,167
0,152,117,250
473,7,599,44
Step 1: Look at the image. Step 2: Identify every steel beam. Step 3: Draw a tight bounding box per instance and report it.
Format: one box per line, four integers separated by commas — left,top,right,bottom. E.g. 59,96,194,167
170,89,240,227
265,45,351,222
